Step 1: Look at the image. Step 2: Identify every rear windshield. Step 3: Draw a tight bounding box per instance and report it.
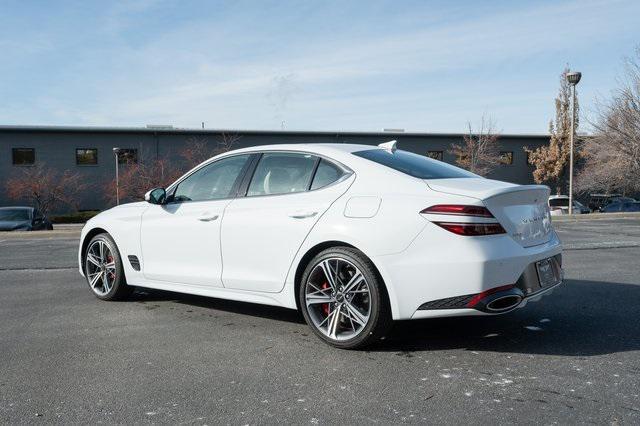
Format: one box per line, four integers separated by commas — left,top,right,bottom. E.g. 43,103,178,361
549,198,569,207
352,149,476,179
0,209,30,221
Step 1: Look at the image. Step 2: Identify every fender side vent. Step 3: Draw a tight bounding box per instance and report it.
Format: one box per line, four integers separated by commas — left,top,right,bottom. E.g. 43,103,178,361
128,255,141,271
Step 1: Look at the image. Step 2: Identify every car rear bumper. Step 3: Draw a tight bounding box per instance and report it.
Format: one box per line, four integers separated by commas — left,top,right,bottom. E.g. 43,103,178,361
372,222,563,320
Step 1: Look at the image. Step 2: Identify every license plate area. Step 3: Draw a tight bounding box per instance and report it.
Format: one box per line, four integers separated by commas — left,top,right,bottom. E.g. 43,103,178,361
536,257,561,289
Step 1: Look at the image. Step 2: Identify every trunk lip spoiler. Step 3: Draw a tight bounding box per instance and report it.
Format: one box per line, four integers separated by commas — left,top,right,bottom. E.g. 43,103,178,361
423,178,550,201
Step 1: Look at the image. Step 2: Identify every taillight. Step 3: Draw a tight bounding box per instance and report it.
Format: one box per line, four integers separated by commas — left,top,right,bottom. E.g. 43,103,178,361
421,204,506,236
420,204,494,218
433,222,506,236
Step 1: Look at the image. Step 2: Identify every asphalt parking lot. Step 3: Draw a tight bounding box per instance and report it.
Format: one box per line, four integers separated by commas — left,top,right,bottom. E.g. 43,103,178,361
1,217,639,424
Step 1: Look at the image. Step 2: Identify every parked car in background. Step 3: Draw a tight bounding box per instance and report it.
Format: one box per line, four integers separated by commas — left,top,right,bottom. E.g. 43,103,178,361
588,193,636,212
0,207,53,231
601,201,640,213
548,195,590,215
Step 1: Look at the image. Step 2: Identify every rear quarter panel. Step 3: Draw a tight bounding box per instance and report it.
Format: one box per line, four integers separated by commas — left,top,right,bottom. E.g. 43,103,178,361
284,164,483,317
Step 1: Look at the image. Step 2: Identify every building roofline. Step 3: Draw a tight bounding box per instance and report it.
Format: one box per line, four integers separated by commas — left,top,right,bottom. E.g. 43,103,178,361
0,124,556,140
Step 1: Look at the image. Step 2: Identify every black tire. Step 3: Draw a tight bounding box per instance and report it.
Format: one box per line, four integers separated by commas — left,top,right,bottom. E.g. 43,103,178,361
84,233,133,301
298,246,392,349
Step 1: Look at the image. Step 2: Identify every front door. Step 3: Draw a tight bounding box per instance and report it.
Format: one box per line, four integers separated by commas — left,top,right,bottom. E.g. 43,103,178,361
140,154,251,286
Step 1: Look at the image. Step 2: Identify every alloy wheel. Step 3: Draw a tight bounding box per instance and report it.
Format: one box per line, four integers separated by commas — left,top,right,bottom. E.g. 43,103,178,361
85,239,117,296
304,257,371,341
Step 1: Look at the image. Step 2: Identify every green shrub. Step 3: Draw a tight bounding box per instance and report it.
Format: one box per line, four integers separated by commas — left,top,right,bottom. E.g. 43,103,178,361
51,210,100,224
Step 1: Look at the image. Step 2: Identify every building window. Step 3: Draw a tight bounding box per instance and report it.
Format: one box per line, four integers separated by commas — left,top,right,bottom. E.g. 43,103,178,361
426,151,443,161
76,148,98,165
12,148,35,165
117,148,138,164
499,151,513,165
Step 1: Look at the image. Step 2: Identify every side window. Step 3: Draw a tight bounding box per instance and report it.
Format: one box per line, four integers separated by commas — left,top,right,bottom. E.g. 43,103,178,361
311,159,343,190
172,154,250,202
247,153,316,196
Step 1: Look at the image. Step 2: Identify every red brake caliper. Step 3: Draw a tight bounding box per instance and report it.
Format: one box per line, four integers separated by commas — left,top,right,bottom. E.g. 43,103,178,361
321,282,330,316
107,255,115,280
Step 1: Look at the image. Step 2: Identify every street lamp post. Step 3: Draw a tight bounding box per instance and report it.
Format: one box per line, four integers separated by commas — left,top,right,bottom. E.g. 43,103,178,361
565,71,581,215
113,147,121,205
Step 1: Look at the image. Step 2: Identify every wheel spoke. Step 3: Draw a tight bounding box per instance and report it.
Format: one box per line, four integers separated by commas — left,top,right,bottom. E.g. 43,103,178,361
318,307,336,328
320,260,338,291
87,253,101,268
344,301,368,327
307,282,331,296
343,272,364,294
105,261,116,271
89,271,102,288
306,294,334,306
102,272,110,292
99,241,106,262
327,304,342,339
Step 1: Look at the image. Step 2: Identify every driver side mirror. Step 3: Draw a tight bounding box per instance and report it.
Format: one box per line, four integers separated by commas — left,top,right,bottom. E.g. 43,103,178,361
144,187,167,205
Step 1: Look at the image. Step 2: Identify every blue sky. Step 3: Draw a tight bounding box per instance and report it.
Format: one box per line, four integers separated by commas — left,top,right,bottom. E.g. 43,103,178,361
1,0,638,133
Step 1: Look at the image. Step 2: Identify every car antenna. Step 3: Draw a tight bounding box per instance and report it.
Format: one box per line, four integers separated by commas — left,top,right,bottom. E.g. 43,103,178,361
378,140,397,153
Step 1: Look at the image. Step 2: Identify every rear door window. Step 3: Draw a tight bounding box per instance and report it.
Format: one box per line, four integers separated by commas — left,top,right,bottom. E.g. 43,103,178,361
247,153,317,196
353,149,476,179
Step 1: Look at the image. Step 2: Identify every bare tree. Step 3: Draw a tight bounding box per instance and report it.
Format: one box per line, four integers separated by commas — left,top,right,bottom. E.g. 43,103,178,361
449,115,501,176
525,67,580,194
103,155,181,205
5,163,88,215
103,133,241,205
576,48,640,196
179,133,242,166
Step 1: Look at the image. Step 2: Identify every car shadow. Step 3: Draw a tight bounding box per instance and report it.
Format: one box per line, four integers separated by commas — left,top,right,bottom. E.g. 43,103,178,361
128,278,640,356
129,288,305,324
375,279,640,357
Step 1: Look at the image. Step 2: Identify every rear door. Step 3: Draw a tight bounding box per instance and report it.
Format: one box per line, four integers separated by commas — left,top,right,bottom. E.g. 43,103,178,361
221,152,352,293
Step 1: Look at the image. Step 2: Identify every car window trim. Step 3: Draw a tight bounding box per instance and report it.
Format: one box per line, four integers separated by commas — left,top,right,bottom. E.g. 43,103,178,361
307,157,322,191
236,153,262,198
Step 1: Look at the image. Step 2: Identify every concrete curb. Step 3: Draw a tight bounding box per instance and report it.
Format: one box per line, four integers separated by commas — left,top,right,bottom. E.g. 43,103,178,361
551,212,640,222
0,229,81,239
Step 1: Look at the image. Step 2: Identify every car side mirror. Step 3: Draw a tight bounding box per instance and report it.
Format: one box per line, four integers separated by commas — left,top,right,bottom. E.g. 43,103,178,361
145,187,167,205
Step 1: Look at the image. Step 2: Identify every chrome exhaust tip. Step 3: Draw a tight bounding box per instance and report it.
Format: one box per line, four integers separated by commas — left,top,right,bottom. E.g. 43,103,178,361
475,288,524,313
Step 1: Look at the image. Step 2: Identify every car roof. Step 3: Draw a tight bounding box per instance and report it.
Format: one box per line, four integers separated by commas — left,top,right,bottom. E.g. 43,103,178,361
227,143,382,156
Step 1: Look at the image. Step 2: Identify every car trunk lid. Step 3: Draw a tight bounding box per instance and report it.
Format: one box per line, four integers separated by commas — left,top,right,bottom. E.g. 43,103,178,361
425,178,553,247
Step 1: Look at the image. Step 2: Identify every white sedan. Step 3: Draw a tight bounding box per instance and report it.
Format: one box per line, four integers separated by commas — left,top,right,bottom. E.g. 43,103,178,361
79,141,562,349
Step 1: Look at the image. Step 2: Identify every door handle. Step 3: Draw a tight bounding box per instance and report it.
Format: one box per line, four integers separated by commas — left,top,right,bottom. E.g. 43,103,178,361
198,214,219,222
289,211,318,219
